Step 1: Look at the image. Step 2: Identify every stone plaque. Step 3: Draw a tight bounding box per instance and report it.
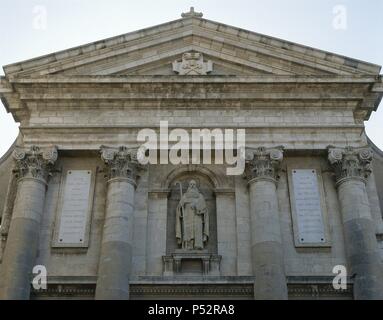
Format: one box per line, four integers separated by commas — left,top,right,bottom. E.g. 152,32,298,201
57,170,92,244
291,169,326,244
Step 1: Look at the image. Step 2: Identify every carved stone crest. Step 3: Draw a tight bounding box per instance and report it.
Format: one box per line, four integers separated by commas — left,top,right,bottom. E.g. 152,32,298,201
173,52,213,75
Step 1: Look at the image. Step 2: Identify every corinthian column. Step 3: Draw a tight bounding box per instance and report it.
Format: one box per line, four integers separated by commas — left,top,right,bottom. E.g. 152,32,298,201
0,145,57,300
95,146,142,300
328,146,383,299
245,147,288,300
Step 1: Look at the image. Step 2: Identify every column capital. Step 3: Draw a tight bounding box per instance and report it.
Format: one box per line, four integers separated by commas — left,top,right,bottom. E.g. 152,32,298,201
327,146,373,186
12,145,58,183
245,146,284,184
100,145,144,183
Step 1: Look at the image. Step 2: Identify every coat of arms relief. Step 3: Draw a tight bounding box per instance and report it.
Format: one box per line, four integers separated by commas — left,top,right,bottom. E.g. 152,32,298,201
172,52,213,75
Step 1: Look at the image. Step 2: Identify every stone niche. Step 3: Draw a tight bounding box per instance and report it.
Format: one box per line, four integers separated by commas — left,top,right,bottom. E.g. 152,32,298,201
163,173,221,276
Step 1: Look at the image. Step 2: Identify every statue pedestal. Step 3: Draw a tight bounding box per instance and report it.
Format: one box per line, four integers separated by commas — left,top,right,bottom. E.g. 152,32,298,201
163,250,221,276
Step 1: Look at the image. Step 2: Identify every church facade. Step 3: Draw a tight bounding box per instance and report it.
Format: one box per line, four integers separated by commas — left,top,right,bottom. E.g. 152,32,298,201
0,8,383,300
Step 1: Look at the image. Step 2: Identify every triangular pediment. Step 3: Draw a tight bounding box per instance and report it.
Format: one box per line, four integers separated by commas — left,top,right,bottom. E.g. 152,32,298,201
3,13,381,77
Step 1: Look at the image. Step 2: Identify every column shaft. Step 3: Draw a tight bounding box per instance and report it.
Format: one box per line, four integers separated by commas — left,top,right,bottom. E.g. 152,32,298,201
0,179,46,299
95,146,142,300
0,145,57,300
95,178,135,299
338,179,383,299
245,147,287,300
328,146,383,300
249,179,287,299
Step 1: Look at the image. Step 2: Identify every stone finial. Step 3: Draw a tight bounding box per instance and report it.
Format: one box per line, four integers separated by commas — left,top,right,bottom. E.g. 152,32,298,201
100,146,143,183
12,145,58,182
181,7,203,18
245,146,284,183
173,52,213,75
328,146,373,186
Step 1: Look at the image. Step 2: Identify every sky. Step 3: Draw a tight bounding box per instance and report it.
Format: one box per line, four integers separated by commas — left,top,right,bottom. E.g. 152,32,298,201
0,0,382,157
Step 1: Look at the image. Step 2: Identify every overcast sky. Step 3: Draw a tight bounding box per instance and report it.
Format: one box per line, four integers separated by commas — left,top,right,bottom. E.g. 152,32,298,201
0,0,382,157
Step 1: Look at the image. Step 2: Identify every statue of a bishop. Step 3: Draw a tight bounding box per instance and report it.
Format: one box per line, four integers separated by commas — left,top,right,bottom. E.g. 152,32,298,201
176,180,209,250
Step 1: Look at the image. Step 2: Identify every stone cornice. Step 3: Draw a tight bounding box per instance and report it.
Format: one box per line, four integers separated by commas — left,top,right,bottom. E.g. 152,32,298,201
17,127,367,153
6,77,380,104
327,146,373,186
8,79,379,103
20,124,365,130
1,75,381,123
6,74,381,83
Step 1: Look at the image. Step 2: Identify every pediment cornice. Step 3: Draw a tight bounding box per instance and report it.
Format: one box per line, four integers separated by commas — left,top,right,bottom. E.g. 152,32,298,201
3,14,381,77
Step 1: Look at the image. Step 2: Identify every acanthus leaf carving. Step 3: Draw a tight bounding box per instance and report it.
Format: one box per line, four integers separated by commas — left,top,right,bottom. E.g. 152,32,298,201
245,146,284,183
327,146,373,185
100,146,144,182
12,145,58,182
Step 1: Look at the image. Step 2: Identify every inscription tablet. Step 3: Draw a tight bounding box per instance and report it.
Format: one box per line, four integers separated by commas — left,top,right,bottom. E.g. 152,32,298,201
291,169,326,244
58,170,92,244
